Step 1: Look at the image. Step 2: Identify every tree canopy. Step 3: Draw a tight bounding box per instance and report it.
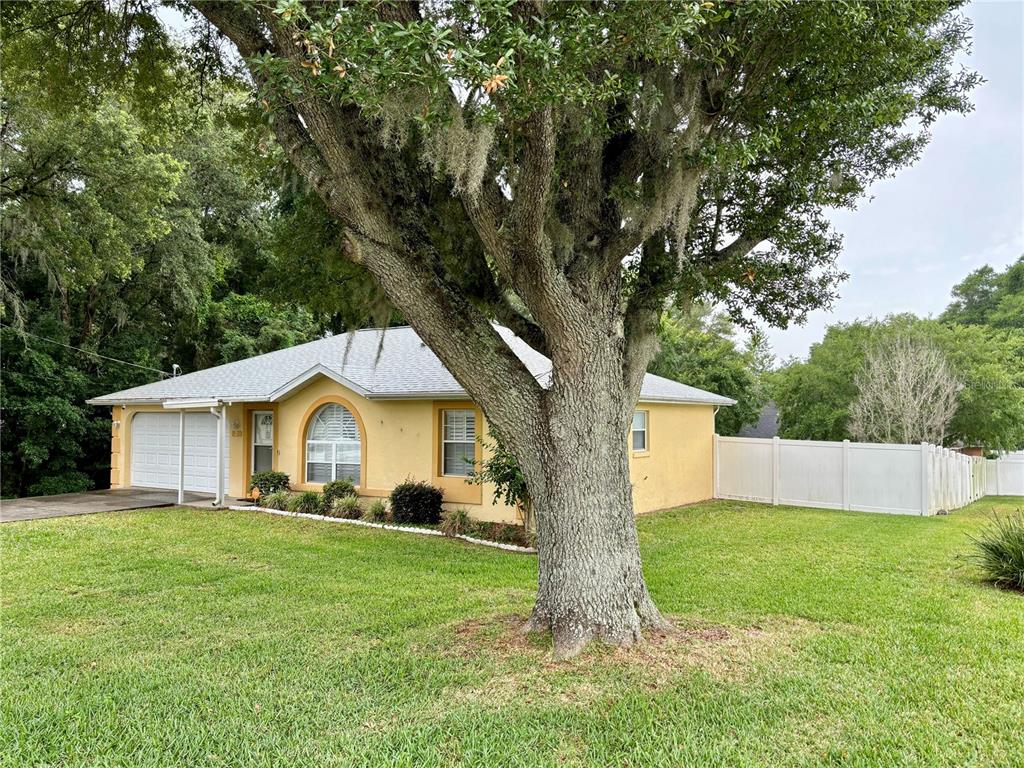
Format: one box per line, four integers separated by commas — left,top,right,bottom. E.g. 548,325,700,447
0,8,328,496
941,256,1024,330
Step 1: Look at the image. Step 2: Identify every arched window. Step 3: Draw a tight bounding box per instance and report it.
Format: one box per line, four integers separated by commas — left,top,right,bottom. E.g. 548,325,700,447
305,403,361,485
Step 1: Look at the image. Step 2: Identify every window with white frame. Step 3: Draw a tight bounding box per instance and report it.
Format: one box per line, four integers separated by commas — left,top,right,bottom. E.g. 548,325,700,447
305,403,361,484
631,410,648,452
441,409,476,476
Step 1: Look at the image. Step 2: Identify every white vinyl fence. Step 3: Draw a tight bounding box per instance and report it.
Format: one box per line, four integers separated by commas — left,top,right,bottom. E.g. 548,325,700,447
986,452,1024,496
712,435,1018,516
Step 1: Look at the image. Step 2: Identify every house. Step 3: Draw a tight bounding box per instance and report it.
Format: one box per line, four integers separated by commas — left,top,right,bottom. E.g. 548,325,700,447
738,401,779,439
87,326,734,523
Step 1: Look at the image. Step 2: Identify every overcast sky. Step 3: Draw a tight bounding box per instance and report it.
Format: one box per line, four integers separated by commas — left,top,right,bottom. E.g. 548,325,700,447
764,0,1024,362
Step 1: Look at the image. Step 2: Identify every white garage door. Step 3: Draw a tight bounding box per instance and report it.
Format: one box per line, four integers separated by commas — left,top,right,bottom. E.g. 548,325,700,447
131,412,230,493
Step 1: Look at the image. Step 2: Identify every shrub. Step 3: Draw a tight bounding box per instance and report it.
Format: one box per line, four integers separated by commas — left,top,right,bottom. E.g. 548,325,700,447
261,490,292,511
966,510,1024,592
389,480,443,525
365,498,389,523
471,521,536,548
289,491,324,516
249,471,290,497
322,479,357,507
27,471,93,496
330,495,363,520
440,508,472,537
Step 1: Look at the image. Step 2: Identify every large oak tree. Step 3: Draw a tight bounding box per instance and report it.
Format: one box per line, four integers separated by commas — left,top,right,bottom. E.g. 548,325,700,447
9,0,977,657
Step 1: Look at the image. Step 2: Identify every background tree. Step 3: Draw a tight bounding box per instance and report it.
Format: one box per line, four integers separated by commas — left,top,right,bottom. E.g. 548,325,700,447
0,8,328,497
941,256,1024,330
771,315,1024,451
848,335,962,444
3,0,979,656
649,305,768,435
769,321,875,442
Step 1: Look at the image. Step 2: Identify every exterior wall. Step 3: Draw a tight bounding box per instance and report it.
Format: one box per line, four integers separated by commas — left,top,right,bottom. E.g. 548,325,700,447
109,406,123,488
107,377,718,521
628,402,715,514
275,378,518,522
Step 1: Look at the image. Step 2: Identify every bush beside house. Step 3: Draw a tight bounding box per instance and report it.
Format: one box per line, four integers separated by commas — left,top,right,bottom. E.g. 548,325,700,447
249,471,290,498
389,481,443,525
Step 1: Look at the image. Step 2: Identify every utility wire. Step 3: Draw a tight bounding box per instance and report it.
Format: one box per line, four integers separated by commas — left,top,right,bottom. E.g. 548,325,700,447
1,323,171,378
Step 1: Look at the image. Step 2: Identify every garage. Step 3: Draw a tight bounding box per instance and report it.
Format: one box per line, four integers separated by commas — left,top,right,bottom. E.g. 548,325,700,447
130,412,229,494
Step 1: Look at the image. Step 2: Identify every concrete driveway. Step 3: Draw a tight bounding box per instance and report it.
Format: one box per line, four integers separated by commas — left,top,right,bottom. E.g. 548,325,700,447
0,488,214,523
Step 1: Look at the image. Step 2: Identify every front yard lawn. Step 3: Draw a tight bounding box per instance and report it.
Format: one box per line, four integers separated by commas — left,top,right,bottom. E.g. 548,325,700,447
2,498,1023,767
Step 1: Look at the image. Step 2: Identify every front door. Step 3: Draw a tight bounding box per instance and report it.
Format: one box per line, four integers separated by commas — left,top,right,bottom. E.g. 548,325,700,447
251,411,274,475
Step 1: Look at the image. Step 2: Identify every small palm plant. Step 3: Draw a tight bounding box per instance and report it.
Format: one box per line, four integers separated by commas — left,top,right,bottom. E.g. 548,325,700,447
289,491,324,516
966,510,1024,592
330,495,362,520
365,499,389,523
261,490,292,511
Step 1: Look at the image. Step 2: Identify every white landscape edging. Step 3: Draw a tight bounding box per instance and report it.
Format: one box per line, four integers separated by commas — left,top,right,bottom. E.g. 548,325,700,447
229,505,536,554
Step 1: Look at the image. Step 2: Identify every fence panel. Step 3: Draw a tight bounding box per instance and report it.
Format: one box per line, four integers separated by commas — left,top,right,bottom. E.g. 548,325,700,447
714,436,773,503
986,455,1024,496
778,440,844,509
847,443,923,515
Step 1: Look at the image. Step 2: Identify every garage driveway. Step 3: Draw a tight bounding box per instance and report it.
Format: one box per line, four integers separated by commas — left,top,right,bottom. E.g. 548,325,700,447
0,488,214,523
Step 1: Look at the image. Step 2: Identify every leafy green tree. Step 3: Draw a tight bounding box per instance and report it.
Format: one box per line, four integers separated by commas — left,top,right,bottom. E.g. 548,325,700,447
942,256,1024,329
0,87,205,496
8,0,978,655
0,19,322,496
770,321,877,442
649,305,767,435
191,293,321,368
931,323,1024,451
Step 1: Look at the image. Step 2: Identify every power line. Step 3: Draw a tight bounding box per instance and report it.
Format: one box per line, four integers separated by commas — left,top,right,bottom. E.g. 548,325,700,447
1,324,171,378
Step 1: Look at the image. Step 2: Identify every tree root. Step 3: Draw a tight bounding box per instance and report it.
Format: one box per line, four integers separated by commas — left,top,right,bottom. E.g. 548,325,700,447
522,591,674,661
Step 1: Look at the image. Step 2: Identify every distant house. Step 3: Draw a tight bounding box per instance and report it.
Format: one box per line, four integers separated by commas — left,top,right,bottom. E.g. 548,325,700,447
88,325,734,522
738,401,779,439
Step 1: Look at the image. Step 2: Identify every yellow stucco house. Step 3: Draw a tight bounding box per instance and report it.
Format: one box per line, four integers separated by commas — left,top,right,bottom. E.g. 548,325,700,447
88,326,733,523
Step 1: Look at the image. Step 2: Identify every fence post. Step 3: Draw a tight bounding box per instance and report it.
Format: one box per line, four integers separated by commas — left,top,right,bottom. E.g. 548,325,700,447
961,454,967,507
772,436,780,506
713,433,720,499
920,442,929,516
842,439,850,511
944,448,952,511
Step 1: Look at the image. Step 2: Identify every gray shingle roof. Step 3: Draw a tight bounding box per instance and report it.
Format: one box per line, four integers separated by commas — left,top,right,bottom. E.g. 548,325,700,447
738,402,779,438
87,325,735,407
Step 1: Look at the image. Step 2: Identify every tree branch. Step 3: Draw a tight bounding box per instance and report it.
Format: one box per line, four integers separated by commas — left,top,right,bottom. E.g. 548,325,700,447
191,0,547,435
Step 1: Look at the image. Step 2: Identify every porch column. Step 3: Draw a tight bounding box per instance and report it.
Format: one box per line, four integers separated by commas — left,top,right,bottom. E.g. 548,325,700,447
177,410,185,505
215,404,225,507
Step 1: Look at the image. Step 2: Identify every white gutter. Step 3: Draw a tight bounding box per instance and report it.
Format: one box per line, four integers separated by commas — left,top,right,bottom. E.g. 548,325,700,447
162,398,221,410
92,391,734,407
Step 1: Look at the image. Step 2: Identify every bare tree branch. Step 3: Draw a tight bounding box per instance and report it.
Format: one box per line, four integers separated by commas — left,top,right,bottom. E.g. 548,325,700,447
849,335,963,445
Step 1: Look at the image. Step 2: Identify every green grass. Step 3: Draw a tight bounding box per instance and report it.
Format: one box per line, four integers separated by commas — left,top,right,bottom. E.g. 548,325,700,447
2,498,1023,767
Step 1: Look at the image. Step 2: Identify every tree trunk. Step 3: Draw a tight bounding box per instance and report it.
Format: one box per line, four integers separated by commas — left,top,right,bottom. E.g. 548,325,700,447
508,328,670,660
